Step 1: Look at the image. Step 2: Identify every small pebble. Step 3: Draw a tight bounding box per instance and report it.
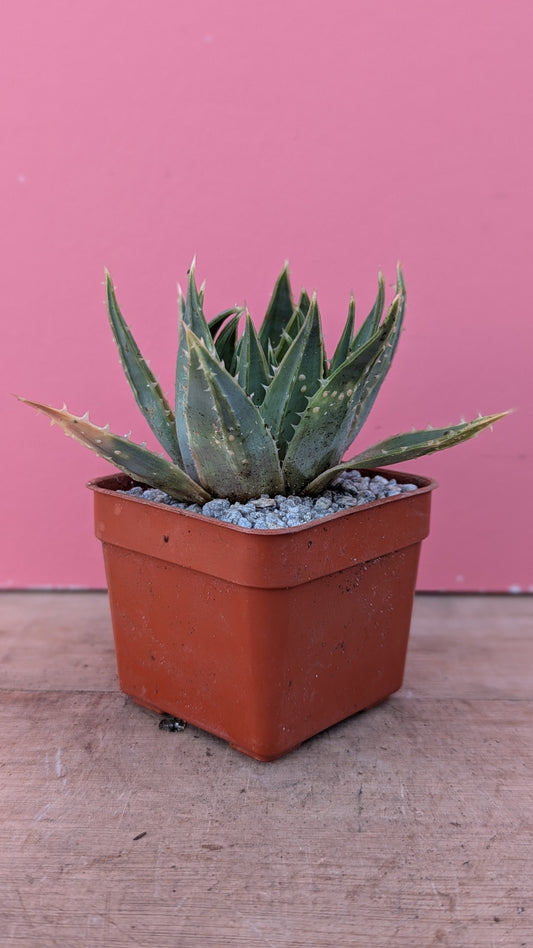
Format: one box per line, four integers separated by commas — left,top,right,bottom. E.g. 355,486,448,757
118,470,418,530
202,499,231,518
141,488,169,503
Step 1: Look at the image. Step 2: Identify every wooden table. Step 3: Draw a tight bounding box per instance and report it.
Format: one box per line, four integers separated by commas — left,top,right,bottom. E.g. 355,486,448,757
1,592,532,947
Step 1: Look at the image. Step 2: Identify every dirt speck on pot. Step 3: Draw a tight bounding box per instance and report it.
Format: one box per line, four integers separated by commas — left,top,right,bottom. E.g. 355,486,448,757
158,716,187,732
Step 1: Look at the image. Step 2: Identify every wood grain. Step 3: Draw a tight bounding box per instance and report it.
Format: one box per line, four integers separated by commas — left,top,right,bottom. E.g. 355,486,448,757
1,592,532,947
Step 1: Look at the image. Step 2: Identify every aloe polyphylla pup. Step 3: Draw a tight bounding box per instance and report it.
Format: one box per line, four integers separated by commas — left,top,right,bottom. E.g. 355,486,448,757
18,261,507,504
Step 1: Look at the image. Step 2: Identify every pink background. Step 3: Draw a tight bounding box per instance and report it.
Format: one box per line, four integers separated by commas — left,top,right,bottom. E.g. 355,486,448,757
2,1,530,591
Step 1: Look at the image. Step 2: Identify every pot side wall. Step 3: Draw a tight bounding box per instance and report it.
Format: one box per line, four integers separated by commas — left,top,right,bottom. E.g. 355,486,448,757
93,472,434,760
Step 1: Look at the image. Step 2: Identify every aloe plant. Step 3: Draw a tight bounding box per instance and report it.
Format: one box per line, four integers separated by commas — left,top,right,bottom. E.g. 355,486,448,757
18,261,507,503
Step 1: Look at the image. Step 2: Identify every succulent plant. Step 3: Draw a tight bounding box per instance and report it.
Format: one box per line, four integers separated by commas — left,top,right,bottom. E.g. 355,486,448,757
18,261,506,504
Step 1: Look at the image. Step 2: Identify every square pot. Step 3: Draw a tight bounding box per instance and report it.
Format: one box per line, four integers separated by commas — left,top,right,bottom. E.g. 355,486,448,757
88,469,436,761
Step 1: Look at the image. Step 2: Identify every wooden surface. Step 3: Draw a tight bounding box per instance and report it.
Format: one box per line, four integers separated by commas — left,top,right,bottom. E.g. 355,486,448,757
1,592,532,948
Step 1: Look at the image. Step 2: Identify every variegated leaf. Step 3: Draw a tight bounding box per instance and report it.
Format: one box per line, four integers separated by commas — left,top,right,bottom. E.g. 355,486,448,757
175,318,199,479
181,258,215,351
17,398,210,504
282,300,402,493
340,269,405,452
184,329,284,501
304,413,510,494
105,271,181,463
260,295,325,458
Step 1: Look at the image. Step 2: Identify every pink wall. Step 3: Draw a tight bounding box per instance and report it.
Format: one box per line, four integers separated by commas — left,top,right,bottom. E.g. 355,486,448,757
2,1,530,590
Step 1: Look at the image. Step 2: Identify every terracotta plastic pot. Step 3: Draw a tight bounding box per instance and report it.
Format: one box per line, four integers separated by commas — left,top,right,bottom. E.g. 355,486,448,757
88,469,437,761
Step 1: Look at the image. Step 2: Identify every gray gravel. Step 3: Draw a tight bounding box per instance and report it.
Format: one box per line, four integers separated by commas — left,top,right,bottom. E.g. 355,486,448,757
118,470,418,530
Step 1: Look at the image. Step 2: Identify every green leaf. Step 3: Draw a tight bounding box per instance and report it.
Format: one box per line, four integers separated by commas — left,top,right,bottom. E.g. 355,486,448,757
175,261,221,478
304,412,510,493
181,258,215,352
260,294,325,458
105,271,182,464
214,311,242,373
340,270,405,452
274,305,305,364
266,339,279,374
236,311,271,405
175,317,200,480
329,294,355,375
184,329,284,501
351,271,385,352
297,288,311,318
258,263,294,354
208,307,239,340
16,398,210,504
282,300,403,493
